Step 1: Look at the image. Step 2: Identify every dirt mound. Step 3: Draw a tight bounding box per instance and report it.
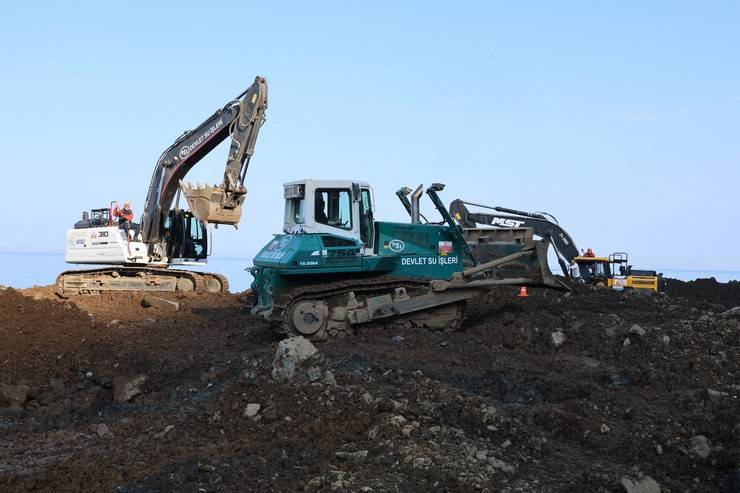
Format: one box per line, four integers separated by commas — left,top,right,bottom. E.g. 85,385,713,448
665,277,740,310
0,283,737,492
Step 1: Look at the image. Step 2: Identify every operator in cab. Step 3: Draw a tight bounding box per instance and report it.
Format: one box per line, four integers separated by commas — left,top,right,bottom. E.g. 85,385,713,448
584,248,595,257
115,202,135,239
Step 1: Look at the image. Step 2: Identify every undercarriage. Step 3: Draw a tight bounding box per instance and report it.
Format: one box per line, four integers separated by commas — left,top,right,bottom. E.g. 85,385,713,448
56,267,229,296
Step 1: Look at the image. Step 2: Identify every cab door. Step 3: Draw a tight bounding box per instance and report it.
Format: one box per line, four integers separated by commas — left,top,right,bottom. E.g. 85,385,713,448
359,187,374,251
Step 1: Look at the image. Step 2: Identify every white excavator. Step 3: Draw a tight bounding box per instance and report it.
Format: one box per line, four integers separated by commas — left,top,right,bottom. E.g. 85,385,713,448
59,76,268,295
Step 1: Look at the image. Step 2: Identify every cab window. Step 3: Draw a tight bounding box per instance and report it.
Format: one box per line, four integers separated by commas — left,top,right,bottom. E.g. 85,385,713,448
290,197,305,224
315,189,352,230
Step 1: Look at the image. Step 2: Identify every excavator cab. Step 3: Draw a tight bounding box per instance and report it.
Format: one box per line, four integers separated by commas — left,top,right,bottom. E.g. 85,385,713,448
164,210,208,262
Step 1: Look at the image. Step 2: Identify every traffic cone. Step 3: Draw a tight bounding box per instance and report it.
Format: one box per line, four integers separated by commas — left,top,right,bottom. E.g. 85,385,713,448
517,286,528,299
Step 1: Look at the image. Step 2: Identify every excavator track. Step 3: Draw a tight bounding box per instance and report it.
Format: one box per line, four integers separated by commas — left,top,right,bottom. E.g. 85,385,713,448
56,267,229,296
269,275,470,340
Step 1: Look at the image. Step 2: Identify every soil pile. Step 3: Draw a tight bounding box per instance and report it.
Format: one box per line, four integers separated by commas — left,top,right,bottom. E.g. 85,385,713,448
0,282,737,492
665,277,740,310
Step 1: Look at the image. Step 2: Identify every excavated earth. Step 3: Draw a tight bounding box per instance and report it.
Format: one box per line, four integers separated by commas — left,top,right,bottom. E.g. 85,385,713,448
0,278,738,492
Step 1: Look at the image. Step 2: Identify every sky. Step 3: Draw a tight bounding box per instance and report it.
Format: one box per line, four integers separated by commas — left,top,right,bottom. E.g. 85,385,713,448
0,1,738,272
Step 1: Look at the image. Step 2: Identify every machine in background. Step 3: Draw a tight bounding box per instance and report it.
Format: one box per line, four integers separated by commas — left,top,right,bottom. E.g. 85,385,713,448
449,199,664,292
574,252,665,292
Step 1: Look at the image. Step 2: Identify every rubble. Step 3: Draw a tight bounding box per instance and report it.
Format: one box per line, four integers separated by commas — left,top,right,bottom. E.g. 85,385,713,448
271,336,320,383
550,330,566,347
620,475,661,493
0,281,737,491
688,435,713,459
113,374,147,402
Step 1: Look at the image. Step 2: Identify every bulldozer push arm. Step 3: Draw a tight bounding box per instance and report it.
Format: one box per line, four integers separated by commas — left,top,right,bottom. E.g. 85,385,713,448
139,76,268,255
449,199,579,276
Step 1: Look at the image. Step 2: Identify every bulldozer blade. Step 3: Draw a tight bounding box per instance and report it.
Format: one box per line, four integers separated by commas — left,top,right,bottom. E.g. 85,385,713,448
459,228,569,291
179,181,246,226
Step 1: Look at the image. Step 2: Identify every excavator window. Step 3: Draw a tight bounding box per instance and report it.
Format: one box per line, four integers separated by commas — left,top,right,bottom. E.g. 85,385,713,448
315,189,352,231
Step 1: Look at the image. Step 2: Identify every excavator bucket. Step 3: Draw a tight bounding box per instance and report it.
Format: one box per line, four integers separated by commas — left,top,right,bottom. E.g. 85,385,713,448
180,181,246,227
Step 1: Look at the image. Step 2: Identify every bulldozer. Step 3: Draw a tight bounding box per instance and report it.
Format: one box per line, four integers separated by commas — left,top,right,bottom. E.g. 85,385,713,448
250,180,566,340
58,76,268,295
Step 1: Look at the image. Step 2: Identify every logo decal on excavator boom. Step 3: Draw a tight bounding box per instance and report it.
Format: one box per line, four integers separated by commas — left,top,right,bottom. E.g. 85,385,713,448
490,217,525,228
179,118,225,160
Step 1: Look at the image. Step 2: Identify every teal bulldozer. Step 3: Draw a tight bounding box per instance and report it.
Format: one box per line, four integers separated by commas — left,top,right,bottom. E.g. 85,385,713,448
250,179,564,340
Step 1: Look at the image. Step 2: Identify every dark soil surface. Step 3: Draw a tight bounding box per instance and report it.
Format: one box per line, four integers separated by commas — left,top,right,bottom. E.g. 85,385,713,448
0,279,738,492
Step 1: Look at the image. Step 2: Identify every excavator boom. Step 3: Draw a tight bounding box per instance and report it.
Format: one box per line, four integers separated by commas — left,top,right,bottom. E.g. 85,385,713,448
140,76,268,253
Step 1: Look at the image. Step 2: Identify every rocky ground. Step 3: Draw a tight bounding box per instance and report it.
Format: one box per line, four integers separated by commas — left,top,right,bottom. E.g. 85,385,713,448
0,278,738,492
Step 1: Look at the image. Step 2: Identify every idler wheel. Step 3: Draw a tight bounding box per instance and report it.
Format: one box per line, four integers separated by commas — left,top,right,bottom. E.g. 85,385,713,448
290,301,329,336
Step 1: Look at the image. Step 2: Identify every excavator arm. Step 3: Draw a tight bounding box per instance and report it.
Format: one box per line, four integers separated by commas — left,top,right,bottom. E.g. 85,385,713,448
449,199,579,276
140,76,268,254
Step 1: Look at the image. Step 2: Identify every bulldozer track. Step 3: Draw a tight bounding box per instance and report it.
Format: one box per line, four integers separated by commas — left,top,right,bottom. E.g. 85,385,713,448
56,267,230,296
269,275,468,339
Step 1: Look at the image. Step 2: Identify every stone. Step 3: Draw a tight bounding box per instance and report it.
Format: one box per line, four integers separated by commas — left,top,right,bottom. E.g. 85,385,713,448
113,374,147,403
271,336,320,383
488,457,516,474
620,475,661,493
362,392,374,405
335,450,368,461
623,337,632,347
412,457,431,468
481,405,497,424
322,370,337,386
390,415,407,427
706,388,729,403
140,295,179,311
551,331,566,348
628,324,646,336
720,306,740,318
688,435,713,459
600,423,610,433
152,425,174,440
401,424,415,436
661,335,670,345
96,423,111,436
0,383,30,409
244,403,261,417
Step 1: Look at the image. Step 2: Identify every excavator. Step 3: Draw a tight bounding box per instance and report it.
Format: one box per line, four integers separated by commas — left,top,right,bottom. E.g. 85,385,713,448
58,76,268,295
449,199,664,292
249,179,565,340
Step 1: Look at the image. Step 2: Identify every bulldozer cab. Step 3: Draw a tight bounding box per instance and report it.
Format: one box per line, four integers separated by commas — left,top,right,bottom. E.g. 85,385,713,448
282,179,376,252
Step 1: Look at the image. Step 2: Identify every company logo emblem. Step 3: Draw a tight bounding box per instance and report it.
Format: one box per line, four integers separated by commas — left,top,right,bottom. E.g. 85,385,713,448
179,145,191,159
389,239,405,252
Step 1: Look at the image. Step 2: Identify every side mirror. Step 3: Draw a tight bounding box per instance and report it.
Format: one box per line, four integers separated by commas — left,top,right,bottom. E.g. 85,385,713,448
351,182,361,202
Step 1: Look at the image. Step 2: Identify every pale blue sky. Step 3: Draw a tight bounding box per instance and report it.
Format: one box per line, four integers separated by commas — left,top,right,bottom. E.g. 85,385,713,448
0,1,738,272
